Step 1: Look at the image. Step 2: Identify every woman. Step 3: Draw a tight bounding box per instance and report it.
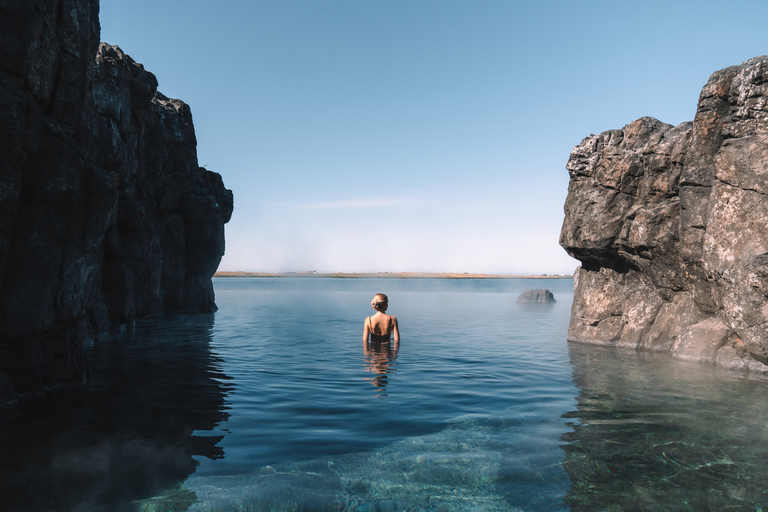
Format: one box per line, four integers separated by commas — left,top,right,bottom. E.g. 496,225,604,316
363,293,400,343
363,293,400,396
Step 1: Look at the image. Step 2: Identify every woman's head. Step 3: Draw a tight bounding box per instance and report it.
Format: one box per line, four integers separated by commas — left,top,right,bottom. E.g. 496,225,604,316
371,293,389,311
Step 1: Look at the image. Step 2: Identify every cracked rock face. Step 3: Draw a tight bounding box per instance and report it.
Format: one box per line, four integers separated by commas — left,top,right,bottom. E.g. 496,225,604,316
0,0,233,404
560,56,768,372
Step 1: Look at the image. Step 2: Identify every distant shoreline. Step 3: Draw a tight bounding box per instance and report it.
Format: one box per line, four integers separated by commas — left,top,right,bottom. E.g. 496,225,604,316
214,271,573,279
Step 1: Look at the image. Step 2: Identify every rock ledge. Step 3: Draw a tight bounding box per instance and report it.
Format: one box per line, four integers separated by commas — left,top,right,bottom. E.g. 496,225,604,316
560,56,768,373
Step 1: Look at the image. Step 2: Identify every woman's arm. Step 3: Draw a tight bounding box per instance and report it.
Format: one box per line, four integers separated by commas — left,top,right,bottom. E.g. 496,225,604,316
391,316,400,342
363,318,370,344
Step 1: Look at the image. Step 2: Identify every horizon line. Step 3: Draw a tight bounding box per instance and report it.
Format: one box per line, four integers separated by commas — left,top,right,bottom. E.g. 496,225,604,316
214,271,574,279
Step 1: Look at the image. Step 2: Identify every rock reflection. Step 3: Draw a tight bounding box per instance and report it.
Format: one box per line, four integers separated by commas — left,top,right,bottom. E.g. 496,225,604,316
561,342,768,511
363,339,399,397
0,313,232,512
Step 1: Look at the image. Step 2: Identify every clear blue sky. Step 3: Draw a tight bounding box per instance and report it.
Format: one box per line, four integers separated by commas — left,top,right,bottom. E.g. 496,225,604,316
100,0,767,274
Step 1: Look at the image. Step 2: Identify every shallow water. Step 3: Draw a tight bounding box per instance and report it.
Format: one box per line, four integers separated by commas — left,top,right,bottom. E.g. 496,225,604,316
2,278,768,511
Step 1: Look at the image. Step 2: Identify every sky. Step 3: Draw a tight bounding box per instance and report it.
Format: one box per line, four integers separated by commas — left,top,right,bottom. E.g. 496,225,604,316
99,0,768,275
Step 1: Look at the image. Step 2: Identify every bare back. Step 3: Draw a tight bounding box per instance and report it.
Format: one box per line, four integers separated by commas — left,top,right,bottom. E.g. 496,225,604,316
368,313,394,337
364,311,400,342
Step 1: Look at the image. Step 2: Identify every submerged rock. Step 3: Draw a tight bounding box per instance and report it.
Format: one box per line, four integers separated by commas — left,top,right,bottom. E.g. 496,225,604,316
0,0,233,404
516,289,556,303
139,415,563,511
560,56,768,372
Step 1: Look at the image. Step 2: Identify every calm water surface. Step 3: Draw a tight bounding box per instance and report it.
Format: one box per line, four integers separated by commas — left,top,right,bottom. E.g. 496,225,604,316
2,278,768,511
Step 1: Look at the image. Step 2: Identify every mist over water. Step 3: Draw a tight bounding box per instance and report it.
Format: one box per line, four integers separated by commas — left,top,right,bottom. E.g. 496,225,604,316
2,278,768,511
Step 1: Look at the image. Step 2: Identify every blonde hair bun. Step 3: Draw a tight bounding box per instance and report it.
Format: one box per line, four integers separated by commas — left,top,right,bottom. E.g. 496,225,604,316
371,293,389,309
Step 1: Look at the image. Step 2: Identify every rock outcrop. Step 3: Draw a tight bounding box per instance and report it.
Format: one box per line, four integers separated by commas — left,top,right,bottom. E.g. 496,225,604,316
0,0,233,405
516,289,556,303
560,56,768,372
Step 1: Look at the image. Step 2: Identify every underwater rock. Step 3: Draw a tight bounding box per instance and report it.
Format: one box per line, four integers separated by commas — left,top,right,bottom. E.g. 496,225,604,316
0,0,233,404
562,342,768,510
516,289,556,303
139,415,565,511
560,56,768,372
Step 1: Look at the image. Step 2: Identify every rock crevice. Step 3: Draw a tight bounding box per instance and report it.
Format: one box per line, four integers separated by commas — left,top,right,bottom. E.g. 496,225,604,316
561,56,768,373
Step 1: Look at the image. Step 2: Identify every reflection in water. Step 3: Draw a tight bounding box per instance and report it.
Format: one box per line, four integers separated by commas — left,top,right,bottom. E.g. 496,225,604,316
561,342,768,511
0,314,232,512
363,339,399,397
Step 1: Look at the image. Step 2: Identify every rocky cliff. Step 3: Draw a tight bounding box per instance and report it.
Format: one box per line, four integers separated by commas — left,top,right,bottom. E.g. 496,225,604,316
560,56,768,372
0,0,233,405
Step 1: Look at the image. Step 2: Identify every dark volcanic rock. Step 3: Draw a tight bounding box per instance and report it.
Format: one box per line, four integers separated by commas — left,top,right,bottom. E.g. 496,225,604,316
560,56,768,372
0,0,233,405
516,289,556,303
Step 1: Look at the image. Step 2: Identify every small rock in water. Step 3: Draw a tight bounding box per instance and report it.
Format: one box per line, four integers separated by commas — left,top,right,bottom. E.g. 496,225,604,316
516,289,556,303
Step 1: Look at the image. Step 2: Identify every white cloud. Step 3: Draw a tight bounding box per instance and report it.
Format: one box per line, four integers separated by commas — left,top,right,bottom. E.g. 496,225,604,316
272,198,438,210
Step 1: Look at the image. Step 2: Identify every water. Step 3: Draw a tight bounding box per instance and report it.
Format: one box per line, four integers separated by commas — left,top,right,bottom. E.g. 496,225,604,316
2,278,768,511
